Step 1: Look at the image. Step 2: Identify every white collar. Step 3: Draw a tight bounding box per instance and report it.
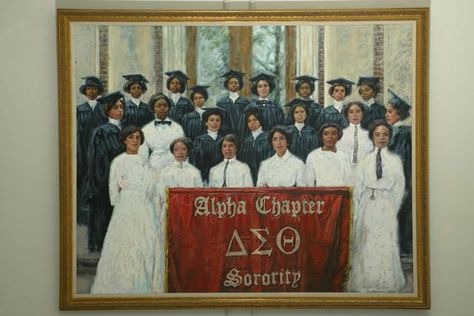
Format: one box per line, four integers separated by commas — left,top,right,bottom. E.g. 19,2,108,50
173,159,190,168
108,118,121,128
294,122,305,131
258,96,269,101
170,93,181,103
195,107,205,115
207,130,218,140
275,150,291,161
229,92,239,101
131,97,141,106
88,100,97,109
333,100,344,112
363,98,375,107
350,123,361,128
251,127,263,139
223,156,237,164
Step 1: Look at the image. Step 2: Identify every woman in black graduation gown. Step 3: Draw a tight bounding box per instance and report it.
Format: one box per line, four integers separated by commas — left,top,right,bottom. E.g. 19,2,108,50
316,77,354,131
215,69,250,139
357,76,387,129
286,102,319,162
284,75,322,128
121,74,154,128
83,91,126,252
385,89,413,255
181,85,210,141
76,76,107,224
237,108,274,185
165,70,194,124
246,72,285,131
191,108,224,185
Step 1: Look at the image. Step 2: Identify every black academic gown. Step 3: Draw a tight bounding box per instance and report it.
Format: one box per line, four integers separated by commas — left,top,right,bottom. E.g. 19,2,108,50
76,102,107,224
389,124,412,254
287,125,320,162
237,132,274,186
82,123,125,252
169,96,194,124
361,102,386,129
181,110,206,141
122,100,154,128
284,98,322,129
246,99,285,132
216,95,250,139
191,133,224,183
315,105,349,131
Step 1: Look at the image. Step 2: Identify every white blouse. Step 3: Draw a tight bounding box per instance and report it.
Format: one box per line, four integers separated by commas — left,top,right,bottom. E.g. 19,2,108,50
209,157,253,188
256,150,306,187
338,123,374,166
305,148,353,187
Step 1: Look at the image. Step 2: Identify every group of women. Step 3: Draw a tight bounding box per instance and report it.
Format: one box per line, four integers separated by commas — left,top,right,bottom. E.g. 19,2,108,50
76,69,413,294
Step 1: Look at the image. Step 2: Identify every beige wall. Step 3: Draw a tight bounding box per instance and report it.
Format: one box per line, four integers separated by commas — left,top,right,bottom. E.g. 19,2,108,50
2,0,474,315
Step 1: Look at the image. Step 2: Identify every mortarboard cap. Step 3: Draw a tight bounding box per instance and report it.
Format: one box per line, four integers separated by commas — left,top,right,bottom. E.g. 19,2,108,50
223,69,245,80
388,88,411,113
326,77,355,88
122,74,149,84
357,76,380,86
202,107,225,122
98,91,124,105
293,75,318,83
79,76,104,95
165,70,190,81
188,85,211,93
249,72,276,83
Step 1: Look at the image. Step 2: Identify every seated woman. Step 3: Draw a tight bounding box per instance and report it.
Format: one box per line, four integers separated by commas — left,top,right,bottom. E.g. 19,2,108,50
286,102,319,162
237,108,274,185
139,93,184,173
209,134,253,188
348,120,406,293
191,108,225,185
83,91,126,253
284,75,322,128
246,72,284,132
256,126,306,187
337,101,374,168
91,125,159,294
216,69,250,139
121,74,154,128
165,70,194,123
385,88,413,255
357,76,386,129
315,77,354,131
181,85,210,140
305,123,352,187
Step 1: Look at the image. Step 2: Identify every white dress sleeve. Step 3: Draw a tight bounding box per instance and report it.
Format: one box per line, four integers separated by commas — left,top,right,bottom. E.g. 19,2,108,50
305,153,317,187
108,158,121,206
295,160,307,187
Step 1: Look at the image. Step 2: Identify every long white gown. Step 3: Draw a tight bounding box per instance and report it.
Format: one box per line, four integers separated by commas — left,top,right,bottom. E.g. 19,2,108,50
347,147,406,292
305,148,353,187
90,153,160,294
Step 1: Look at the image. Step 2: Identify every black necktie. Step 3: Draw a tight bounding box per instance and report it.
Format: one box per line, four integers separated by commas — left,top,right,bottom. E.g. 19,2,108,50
155,120,171,126
222,160,229,188
376,148,383,179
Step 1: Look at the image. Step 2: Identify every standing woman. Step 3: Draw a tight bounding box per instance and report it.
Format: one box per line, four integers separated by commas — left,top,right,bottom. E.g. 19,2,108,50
284,75,322,128
385,89,412,255
83,91,126,253
76,76,107,224
91,126,159,294
357,76,386,129
139,93,184,173
305,123,352,187
191,108,224,185
165,70,194,123
348,120,406,292
181,85,210,140
316,78,354,131
237,109,274,186
286,103,319,162
216,69,250,139
256,126,306,187
246,72,285,132
337,101,374,168
121,74,154,128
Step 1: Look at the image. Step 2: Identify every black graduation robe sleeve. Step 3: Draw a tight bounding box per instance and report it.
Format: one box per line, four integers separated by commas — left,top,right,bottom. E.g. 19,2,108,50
237,132,274,186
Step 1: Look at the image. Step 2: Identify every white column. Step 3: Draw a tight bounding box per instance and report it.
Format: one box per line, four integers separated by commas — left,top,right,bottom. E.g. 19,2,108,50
162,25,187,92
296,25,319,100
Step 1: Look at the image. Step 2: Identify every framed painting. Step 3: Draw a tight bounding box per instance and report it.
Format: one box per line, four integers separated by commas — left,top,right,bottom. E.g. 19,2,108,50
58,7,430,309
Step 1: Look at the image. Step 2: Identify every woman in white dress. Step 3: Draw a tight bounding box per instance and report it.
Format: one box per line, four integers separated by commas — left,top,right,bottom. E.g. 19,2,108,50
347,120,406,292
256,126,306,187
91,125,159,294
305,123,353,187
139,93,184,172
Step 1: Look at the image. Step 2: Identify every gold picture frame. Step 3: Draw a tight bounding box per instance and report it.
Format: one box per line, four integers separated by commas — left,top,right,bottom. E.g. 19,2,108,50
58,8,430,309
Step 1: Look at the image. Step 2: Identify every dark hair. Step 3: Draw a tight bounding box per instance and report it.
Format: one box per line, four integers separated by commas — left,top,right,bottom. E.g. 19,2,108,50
250,79,276,96
220,133,240,151
148,93,172,112
389,102,411,121
224,75,243,91
190,90,208,102
295,79,315,95
123,81,147,94
358,81,380,96
166,75,186,94
328,84,352,97
268,125,292,146
368,119,393,141
169,137,193,154
290,103,308,120
318,122,343,141
202,108,223,123
104,99,125,115
343,101,366,119
119,125,144,145
245,109,263,128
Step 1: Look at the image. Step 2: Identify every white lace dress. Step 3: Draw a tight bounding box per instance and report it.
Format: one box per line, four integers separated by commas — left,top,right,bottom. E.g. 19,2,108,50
90,153,161,294
347,147,406,292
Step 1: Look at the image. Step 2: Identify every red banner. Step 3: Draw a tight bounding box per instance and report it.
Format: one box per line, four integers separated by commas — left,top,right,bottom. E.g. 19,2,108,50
167,187,351,292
